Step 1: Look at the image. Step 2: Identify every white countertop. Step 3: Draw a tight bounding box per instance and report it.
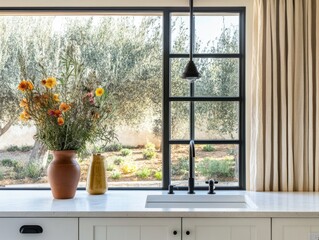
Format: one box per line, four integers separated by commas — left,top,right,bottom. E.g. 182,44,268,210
1,190,319,218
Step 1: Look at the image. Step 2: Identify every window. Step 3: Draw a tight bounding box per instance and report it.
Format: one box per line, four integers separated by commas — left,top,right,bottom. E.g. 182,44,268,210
0,7,245,190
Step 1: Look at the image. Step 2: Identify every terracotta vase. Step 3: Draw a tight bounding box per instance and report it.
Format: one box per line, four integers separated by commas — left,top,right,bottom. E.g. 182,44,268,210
86,153,107,195
47,150,81,199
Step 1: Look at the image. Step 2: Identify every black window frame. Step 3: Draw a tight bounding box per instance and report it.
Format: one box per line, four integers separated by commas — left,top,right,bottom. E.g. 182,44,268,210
0,6,245,191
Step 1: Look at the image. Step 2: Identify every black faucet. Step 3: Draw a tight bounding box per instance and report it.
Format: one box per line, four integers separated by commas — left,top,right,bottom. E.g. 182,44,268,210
188,140,195,194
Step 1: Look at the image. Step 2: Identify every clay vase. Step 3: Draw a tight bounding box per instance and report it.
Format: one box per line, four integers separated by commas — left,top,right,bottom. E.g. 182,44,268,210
47,150,81,199
86,153,107,195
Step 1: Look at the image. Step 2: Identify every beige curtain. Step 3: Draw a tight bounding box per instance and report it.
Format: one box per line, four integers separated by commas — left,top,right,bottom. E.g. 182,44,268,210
250,0,319,191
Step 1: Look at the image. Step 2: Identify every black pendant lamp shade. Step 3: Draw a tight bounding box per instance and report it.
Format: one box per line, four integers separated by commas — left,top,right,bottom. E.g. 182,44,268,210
181,60,201,82
182,0,201,82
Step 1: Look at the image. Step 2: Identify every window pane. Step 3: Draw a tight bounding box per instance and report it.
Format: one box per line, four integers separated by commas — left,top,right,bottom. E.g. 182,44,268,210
195,102,239,140
170,13,239,54
170,58,190,97
171,144,239,187
195,58,239,97
194,13,239,54
170,58,239,97
170,102,190,140
0,14,163,188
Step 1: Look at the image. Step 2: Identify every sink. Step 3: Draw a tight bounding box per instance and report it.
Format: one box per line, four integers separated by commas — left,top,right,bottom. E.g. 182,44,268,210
145,194,255,208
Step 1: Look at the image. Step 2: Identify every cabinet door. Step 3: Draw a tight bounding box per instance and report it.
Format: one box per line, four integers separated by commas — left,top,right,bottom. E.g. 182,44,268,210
0,218,78,240
80,218,181,240
273,218,319,240
183,218,270,240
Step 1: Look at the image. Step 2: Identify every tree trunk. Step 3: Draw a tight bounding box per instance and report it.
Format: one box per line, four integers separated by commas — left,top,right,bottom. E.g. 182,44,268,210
0,118,15,137
29,140,48,167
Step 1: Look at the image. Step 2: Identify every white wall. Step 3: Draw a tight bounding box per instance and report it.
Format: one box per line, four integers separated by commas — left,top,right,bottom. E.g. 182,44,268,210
0,0,253,189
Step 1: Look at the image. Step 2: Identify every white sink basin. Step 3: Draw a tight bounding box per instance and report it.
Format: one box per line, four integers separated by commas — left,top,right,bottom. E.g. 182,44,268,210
145,194,255,209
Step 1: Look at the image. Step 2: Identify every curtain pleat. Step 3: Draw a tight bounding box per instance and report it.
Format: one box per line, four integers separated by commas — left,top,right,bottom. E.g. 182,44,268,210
250,0,319,191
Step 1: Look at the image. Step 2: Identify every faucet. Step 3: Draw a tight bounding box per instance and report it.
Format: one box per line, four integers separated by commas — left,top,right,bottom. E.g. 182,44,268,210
188,140,195,194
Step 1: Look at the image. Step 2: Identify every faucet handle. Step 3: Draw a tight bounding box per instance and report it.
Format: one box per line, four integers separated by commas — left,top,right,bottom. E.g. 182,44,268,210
205,179,218,194
168,184,176,194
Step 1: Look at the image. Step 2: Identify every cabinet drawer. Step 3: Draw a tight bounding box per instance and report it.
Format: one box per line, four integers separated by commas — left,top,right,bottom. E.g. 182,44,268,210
0,218,78,240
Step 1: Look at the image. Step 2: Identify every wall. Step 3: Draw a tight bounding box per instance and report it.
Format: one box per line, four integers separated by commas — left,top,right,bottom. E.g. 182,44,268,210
0,0,253,189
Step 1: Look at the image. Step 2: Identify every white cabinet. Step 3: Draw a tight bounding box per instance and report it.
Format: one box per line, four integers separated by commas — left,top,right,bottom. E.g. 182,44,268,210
183,218,271,240
273,218,319,240
0,218,78,240
80,218,181,240
80,218,270,240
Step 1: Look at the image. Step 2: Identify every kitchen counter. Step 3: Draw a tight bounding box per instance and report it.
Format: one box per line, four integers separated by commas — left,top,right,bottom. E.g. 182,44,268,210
0,190,319,218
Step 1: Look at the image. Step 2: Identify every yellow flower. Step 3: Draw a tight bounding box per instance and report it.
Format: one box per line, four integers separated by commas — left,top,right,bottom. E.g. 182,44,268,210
45,77,57,89
57,117,64,126
59,102,71,112
53,94,60,102
17,80,33,92
95,87,104,97
19,111,30,122
19,98,28,108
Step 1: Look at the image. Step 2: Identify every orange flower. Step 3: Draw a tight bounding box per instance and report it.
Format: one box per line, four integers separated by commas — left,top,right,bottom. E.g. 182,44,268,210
19,98,28,108
57,117,64,126
95,87,104,97
45,77,57,89
27,81,34,90
59,102,71,112
53,94,60,102
19,111,30,122
18,81,28,91
54,110,62,117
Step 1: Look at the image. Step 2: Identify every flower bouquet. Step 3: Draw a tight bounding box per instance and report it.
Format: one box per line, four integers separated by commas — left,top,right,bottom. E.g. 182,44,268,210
17,48,114,198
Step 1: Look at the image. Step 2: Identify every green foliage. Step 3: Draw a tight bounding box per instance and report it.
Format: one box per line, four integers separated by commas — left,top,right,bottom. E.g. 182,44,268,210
24,162,42,179
120,148,132,157
171,156,188,178
102,143,123,152
106,163,115,171
13,162,25,179
113,157,125,165
0,169,4,180
197,158,235,179
110,171,121,180
1,159,17,167
154,171,162,180
6,145,20,152
142,142,156,160
20,145,33,152
202,144,216,152
136,168,151,179
227,147,237,156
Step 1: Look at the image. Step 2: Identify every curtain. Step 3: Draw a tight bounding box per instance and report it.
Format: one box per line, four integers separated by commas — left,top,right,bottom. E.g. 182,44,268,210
250,0,319,191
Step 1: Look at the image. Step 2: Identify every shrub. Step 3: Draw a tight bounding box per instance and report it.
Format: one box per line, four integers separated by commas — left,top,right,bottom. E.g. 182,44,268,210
1,159,16,167
197,158,235,179
136,168,151,179
154,171,162,180
113,157,125,165
227,148,237,156
120,148,132,157
120,163,137,174
106,163,115,171
103,143,123,152
24,162,43,179
6,145,20,152
143,149,156,160
20,145,33,152
13,162,25,179
111,171,121,179
171,156,188,177
202,144,216,152
0,170,3,180
142,142,157,160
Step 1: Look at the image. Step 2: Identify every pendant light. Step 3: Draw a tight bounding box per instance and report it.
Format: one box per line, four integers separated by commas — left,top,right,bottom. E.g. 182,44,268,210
181,0,201,82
